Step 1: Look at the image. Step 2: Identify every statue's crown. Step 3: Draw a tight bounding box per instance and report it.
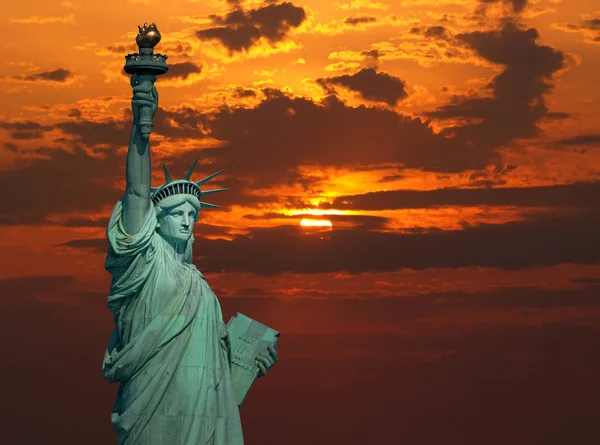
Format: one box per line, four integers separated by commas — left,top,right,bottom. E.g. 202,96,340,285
150,157,228,208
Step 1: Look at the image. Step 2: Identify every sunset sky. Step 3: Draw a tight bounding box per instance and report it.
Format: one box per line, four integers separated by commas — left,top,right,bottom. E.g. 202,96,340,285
2,0,600,443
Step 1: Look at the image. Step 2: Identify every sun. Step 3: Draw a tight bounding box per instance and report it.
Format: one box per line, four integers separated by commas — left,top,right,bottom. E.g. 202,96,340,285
300,218,333,228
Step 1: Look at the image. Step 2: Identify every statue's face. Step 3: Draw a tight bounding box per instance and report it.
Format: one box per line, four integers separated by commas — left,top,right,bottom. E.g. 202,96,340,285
157,201,198,244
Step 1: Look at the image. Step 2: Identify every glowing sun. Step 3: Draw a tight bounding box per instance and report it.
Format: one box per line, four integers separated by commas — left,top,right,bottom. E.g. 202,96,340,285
300,218,333,228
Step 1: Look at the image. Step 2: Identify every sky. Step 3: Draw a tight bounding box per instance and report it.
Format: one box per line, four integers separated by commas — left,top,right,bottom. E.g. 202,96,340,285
1,0,600,443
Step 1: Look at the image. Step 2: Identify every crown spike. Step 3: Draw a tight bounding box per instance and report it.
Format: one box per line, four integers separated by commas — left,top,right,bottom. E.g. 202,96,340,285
196,169,225,186
200,202,221,209
200,188,230,196
163,164,173,183
184,156,201,181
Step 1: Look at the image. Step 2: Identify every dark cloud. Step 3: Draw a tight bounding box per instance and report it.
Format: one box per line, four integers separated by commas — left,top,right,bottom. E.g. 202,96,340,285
0,116,260,225
170,26,563,187
152,106,208,140
233,86,257,98
544,111,571,120
316,68,408,106
0,275,76,301
582,18,600,30
410,25,449,40
0,120,53,132
323,181,600,211
55,119,129,146
195,210,600,274
361,48,382,59
343,16,377,26
14,68,75,83
196,2,306,53
161,41,194,56
61,217,111,228
3,142,18,152
378,173,405,182
56,238,109,251
68,108,82,118
103,44,136,54
478,0,528,14
555,134,600,147
424,25,449,39
10,130,43,140
561,17,600,40
0,145,124,225
167,61,202,80
59,207,600,274
426,21,565,150
195,92,490,187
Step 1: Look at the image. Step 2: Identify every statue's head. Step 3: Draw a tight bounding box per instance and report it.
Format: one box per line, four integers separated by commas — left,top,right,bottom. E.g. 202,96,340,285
156,194,200,243
150,158,228,263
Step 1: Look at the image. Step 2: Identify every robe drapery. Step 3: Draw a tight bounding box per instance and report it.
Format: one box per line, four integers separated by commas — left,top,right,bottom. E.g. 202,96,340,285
102,199,244,445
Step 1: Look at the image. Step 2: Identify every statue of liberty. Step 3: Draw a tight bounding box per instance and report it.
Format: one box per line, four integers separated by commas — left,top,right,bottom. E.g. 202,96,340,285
101,23,277,445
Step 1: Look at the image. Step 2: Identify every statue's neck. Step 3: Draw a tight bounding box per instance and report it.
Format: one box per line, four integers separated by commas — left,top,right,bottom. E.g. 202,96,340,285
160,236,187,265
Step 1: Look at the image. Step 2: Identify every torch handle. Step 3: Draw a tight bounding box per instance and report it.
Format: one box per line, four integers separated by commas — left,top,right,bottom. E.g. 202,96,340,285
131,73,156,140
139,104,153,140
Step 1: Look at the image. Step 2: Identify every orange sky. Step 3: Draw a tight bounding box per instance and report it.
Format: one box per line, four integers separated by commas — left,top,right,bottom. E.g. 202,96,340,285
1,1,600,443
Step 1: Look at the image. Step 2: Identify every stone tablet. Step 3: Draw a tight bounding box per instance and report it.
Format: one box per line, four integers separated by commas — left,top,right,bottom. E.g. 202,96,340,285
226,313,280,405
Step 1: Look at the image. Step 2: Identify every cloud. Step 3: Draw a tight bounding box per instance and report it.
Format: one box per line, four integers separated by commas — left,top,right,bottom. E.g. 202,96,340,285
410,25,450,40
196,2,306,53
478,0,528,14
0,117,266,225
0,145,124,225
0,120,53,141
233,86,258,98
552,16,600,44
426,21,566,150
8,14,75,25
316,68,408,106
311,14,407,36
582,18,600,31
200,209,600,274
0,275,76,302
344,16,377,26
322,181,600,210
554,134,600,147
3,142,19,153
337,0,389,10
3,68,77,84
57,206,600,274
166,61,203,80
196,92,492,187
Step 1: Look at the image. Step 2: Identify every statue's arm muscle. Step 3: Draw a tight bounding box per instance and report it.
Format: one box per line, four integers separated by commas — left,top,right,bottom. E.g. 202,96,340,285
122,123,151,236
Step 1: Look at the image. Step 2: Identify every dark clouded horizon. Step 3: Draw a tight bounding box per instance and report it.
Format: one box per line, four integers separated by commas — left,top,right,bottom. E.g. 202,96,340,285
197,2,307,53
1,0,600,444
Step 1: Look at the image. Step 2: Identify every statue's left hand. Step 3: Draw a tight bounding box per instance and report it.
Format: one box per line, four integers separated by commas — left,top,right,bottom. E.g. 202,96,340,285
256,345,278,378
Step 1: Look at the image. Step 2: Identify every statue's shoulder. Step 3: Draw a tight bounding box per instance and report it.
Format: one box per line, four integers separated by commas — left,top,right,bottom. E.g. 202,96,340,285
189,264,208,282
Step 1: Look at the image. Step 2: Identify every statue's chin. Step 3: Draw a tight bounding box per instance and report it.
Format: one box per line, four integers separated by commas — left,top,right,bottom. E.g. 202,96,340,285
159,232,191,246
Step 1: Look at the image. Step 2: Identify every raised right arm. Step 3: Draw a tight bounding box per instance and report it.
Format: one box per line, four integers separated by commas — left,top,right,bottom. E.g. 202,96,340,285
122,77,157,235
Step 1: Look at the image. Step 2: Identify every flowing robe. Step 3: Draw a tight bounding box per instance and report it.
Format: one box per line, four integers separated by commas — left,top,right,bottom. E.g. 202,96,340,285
102,199,244,445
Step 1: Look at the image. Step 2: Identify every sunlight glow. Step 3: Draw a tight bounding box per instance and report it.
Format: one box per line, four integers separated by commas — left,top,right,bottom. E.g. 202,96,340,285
286,209,348,216
300,218,333,227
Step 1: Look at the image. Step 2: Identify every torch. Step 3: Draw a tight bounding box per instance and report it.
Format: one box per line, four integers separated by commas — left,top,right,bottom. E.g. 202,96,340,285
124,23,168,139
